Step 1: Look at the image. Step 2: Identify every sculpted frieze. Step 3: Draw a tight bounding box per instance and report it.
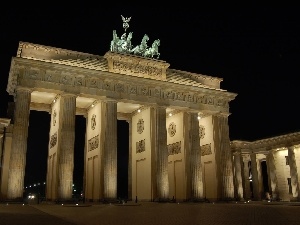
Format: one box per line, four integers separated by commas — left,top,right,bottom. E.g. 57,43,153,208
187,94,195,102
151,88,161,98
167,141,181,155
45,71,61,83
60,73,73,85
115,82,125,92
50,132,57,149
103,80,113,91
201,143,212,156
112,60,163,79
128,85,137,94
75,76,85,87
88,134,99,152
136,139,145,153
175,92,185,101
140,86,149,95
164,90,175,99
24,68,43,80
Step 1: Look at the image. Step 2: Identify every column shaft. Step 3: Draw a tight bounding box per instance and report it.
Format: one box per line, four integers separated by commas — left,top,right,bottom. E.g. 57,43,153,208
57,94,76,200
242,157,251,199
190,112,203,200
250,153,260,200
7,88,31,199
102,101,117,200
152,106,169,201
288,146,300,201
212,114,234,200
233,152,244,200
266,151,278,201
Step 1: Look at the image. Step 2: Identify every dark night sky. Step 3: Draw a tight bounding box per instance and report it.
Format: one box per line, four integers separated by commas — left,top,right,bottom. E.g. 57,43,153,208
1,6,299,195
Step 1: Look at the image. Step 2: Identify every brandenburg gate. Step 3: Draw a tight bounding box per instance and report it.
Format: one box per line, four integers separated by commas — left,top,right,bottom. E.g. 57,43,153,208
1,19,237,202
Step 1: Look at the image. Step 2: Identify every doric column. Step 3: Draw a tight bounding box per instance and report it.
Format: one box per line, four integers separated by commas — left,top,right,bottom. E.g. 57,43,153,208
7,88,31,200
242,155,251,200
288,146,300,201
151,106,169,201
212,113,234,200
250,152,260,200
190,112,203,200
57,94,76,200
126,119,132,201
101,100,117,200
266,150,278,201
0,119,12,200
233,151,244,200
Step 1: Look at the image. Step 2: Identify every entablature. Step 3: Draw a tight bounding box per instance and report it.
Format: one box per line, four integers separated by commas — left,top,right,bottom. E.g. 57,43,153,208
7,58,236,114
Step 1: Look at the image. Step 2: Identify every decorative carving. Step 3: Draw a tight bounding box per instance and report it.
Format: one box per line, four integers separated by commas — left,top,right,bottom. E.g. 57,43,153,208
201,143,212,156
52,109,57,126
137,119,144,134
168,141,181,155
136,139,145,153
104,52,168,81
115,83,125,92
110,16,160,59
88,134,99,152
199,125,205,139
91,114,96,130
50,132,57,148
121,15,131,32
168,122,176,137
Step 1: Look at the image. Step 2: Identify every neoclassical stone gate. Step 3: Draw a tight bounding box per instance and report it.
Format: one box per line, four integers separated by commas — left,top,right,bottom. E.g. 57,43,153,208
1,38,237,202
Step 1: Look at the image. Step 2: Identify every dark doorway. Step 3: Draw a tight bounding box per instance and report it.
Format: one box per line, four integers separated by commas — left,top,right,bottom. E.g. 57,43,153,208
25,111,50,198
117,120,129,199
261,160,269,193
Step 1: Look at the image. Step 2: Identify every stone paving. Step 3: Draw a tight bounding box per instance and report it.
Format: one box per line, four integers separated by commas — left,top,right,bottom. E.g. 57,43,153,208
0,201,300,225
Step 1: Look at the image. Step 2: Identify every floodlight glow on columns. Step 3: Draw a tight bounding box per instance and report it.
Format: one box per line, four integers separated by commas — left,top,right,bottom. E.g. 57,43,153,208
138,109,141,113
169,113,172,117
197,116,201,120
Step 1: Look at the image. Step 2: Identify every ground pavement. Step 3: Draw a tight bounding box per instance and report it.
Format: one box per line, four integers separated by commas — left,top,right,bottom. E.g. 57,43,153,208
0,201,300,225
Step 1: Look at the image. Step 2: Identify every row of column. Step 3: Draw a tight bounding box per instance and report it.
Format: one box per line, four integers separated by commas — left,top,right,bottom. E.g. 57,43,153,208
234,146,300,201
6,88,234,201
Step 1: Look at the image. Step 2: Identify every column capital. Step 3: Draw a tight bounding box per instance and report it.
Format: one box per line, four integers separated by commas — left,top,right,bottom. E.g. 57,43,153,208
15,87,32,93
215,112,231,118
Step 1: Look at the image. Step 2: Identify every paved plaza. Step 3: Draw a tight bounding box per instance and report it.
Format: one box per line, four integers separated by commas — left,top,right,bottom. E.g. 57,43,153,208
0,201,299,225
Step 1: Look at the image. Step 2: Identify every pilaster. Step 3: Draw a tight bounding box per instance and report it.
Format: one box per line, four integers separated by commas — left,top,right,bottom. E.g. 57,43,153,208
7,88,31,200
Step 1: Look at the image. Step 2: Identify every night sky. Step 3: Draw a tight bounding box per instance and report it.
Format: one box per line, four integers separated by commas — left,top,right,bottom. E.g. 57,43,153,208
1,6,299,196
